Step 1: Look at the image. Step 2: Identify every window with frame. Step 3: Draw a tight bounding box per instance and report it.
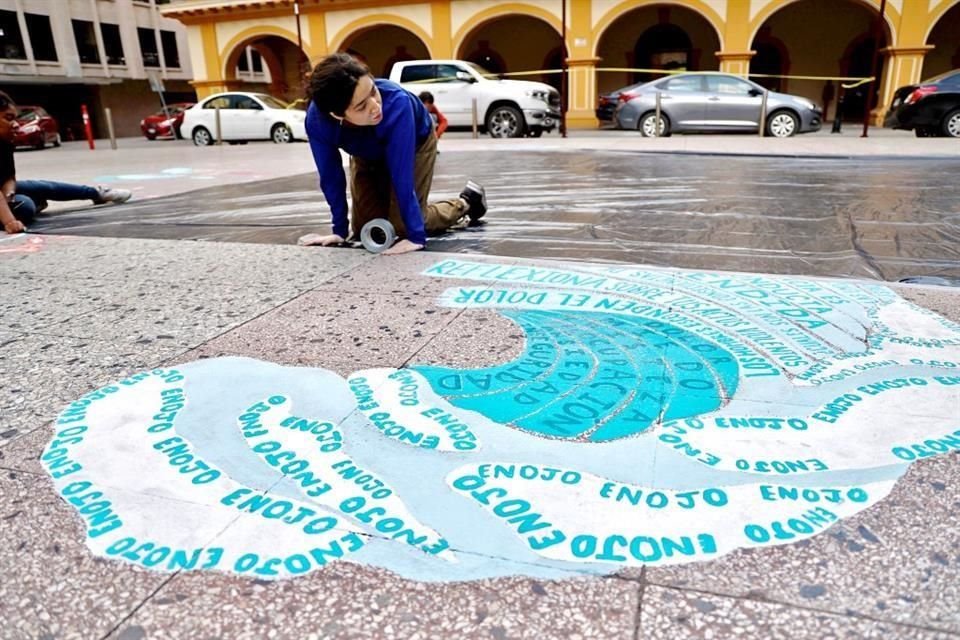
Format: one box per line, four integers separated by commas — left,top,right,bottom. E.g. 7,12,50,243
72,19,100,64
0,10,27,60
203,96,232,109
399,64,434,83
100,23,125,65
662,75,703,92
435,64,465,83
138,26,159,67
25,13,56,61
160,30,178,68
707,76,755,95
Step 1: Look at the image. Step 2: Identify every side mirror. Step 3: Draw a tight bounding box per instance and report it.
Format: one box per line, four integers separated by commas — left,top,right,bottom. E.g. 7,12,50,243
455,71,476,83
748,88,763,97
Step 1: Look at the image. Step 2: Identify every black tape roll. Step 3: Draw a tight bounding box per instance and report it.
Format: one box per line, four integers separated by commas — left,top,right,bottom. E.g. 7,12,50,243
360,218,397,253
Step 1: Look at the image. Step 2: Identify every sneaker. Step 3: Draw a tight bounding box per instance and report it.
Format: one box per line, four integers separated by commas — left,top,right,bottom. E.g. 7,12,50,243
94,186,132,205
459,180,486,222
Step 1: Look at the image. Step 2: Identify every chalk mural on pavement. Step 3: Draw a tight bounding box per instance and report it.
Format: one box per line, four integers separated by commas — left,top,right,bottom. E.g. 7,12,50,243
42,259,960,581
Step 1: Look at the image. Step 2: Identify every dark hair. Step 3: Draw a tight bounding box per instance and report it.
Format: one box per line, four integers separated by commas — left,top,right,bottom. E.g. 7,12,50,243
418,91,434,104
309,53,371,116
0,90,14,111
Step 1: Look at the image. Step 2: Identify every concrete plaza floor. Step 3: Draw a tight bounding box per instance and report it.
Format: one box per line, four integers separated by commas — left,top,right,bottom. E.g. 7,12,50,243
2,132,960,639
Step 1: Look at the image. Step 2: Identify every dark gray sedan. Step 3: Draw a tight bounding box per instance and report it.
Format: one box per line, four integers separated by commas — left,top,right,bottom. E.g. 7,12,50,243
614,72,822,137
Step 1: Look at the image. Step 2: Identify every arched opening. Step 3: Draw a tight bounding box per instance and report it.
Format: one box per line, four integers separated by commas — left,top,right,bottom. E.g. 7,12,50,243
224,35,308,103
595,4,721,94
339,25,429,78
922,2,960,80
749,27,790,92
749,0,891,122
457,14,563,85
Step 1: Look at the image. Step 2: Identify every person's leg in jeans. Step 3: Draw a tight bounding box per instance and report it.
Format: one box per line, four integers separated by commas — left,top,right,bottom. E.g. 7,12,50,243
349,155,392,239
386,133,473,235
15,180,131,212
8,194,37,224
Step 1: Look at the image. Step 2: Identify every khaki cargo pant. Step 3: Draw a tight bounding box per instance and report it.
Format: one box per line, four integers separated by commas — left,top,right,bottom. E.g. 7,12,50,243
348,131,466,242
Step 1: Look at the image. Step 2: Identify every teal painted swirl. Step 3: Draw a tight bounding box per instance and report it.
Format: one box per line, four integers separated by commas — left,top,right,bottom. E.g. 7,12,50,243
413,310,739,441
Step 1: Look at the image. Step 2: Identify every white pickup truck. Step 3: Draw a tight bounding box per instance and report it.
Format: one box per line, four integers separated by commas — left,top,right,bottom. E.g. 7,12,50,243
389,60,561,138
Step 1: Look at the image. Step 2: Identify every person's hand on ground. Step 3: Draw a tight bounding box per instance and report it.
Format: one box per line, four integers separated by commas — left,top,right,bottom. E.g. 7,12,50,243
383,239,424,255
298,233,344,247
3,218,25,234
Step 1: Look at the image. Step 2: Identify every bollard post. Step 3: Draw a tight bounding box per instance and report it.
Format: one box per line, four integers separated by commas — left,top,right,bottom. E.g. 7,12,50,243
471,98,479,139
654,91,662,138
81,104,95,150
831,88,844,134
758,90,769,137
214,105,222,145
104,108,118,150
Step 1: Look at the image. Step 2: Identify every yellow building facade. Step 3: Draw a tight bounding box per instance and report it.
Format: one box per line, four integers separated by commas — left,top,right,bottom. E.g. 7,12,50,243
163,0,960,127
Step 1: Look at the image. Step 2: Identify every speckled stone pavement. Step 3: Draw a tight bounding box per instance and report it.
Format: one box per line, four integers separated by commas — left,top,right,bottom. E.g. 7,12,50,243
1,233,959,640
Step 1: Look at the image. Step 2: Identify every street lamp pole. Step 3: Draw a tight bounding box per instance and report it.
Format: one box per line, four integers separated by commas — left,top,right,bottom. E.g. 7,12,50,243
560,0,567,138
294,1,306,95
861,0,886,138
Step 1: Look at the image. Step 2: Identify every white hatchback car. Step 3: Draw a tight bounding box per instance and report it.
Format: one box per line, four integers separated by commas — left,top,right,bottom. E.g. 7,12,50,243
182,92,307,145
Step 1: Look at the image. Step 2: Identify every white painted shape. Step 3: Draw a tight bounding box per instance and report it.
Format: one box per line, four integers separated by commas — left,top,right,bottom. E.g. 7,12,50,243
241,400,457,562
351,368,485,452
46,375,361,579
673,379,960,473
448,463,895,566
877,299,960,341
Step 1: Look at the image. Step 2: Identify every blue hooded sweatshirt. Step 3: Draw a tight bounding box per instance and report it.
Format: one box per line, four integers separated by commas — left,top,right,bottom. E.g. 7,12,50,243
306,79,434,245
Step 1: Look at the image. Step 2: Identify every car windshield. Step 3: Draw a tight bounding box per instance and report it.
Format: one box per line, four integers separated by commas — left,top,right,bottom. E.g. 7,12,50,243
153,107,184,117
16,109,39,122
465,62,497,79
254,94,289,109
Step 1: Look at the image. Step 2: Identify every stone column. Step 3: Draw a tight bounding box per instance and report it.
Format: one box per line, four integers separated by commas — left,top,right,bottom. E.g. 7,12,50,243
565,57,601,128
716,51,756,78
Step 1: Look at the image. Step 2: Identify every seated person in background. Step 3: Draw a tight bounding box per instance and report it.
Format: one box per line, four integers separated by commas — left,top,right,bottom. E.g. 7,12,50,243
418,91,448,139
0,90,131,234
299,54,485,255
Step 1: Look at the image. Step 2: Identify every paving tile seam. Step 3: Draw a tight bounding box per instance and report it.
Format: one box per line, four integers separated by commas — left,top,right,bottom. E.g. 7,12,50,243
0,464,44,477
643,581,960,635
97,573,180,640
631,566,647,640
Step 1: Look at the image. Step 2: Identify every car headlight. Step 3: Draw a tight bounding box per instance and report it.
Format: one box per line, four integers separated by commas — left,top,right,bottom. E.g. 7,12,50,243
20,125,39,133
162,118,177,127
526,89,550,102
797,98,817,111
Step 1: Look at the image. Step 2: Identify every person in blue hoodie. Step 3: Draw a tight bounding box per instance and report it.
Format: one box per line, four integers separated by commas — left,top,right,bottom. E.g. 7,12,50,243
300,53,486,255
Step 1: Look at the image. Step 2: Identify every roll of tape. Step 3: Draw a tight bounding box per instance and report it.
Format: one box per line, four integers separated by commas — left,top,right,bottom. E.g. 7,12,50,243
359,218,397,254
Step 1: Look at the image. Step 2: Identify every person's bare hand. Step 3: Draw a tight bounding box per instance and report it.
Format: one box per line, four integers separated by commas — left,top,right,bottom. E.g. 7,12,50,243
383,239,424,255
3,218,25,234
298,233,344,247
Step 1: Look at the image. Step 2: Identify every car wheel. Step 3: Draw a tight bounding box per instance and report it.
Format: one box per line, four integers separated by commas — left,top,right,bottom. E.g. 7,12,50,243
272,123,293,144
192,127,213,146
915,127,934,138
528,128,544,138
486,105,525,138
766,110,799,137
145,132,157,141
53,133,61,147
942,109,960,138
639,112,670,137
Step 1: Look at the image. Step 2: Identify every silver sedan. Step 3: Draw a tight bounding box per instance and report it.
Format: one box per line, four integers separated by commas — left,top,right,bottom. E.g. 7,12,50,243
614,72,823,137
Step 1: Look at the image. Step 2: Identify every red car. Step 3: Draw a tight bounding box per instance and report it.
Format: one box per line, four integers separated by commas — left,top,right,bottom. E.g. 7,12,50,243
13,106,60,149
140,102,194,140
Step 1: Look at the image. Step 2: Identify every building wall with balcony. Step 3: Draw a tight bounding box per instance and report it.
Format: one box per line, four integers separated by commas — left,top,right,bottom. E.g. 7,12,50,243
161,0,960,128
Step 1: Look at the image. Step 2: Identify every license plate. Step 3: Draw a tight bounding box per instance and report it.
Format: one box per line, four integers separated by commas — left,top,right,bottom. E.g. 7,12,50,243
148,128,156,134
